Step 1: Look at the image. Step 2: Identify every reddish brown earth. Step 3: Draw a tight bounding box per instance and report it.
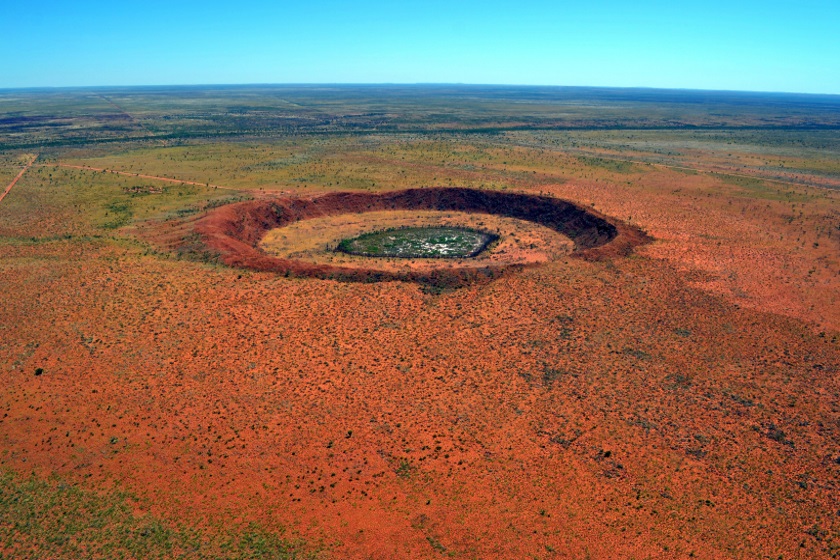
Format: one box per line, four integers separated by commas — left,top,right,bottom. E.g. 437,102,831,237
1,173,839,558
179,187,649,287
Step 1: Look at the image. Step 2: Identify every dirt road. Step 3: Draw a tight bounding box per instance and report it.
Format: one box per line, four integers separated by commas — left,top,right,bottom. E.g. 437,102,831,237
47,163,291,196
0,156,37,205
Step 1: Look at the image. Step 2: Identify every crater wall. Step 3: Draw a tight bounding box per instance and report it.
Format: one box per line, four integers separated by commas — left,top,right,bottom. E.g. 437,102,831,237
192,187,651,286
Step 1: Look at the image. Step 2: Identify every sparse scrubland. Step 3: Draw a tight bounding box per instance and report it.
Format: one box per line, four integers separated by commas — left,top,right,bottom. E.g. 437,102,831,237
0,86,839,559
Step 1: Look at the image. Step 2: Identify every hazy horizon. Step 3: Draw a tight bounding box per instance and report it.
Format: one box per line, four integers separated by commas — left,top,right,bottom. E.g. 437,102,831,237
2,82,839,98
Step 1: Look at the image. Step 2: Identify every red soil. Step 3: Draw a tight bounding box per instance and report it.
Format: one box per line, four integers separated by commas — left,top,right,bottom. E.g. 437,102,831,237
187,187,650,286
3,242,836,559
2,172,838,559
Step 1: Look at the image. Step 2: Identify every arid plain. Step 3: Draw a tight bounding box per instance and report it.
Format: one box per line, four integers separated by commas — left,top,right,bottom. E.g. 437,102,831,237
1,86,839,558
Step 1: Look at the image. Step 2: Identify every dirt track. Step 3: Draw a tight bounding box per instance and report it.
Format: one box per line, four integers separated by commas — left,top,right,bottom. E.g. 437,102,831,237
46,163,272,194
0,157,36,205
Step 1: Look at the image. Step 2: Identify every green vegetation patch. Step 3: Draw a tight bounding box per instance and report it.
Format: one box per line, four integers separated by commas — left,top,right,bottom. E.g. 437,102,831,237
577,156,640,174
100,201,133,229
712,173,813,202
337,226,498,259
0,470,314,559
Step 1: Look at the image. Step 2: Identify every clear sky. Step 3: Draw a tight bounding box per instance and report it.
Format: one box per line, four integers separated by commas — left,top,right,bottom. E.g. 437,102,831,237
3,0,839,94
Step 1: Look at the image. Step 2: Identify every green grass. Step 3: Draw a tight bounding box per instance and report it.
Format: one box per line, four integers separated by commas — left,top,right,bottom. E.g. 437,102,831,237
712,173,814,201
0,163,235,241
336,226,498,258
577,156,640,174
0,470,316,559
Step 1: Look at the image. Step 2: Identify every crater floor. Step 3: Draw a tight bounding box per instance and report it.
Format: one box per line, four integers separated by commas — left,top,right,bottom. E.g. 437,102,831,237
260,210,574,271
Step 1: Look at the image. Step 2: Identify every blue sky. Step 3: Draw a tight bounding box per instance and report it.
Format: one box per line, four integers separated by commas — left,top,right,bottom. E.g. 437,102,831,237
3,0,839,93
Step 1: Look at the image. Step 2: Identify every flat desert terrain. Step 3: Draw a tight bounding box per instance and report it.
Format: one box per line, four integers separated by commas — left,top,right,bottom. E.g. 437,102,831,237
0,86,838,559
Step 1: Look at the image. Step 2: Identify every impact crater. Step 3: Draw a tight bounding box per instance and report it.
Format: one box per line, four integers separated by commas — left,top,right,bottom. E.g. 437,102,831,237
259,209,575,272
189,187,651,286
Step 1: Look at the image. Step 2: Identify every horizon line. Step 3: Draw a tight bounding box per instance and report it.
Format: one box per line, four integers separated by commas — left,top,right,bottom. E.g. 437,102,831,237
1,82,839,98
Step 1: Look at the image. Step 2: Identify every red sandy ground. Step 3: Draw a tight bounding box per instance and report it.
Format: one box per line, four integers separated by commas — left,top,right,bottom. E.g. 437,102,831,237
0,171,838,558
